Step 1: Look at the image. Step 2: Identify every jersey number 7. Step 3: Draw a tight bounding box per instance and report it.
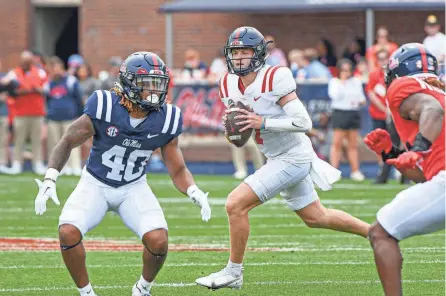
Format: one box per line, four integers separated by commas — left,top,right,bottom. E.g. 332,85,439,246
102,145,153,182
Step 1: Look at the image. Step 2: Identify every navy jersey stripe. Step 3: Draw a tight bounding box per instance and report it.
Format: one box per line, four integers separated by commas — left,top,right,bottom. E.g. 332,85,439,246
161,104,173,133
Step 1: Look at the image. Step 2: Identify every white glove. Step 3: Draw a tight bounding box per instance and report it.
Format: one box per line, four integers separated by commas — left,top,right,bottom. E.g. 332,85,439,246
187,185,211,222
34,169,61,215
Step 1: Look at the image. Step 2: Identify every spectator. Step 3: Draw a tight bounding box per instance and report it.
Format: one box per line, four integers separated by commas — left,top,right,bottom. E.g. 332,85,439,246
296,48,332,82
207,49,227,83
5,50,47,175
423,15,446,63
366,49,389,129
288,49,303,78
101,56,123,90
366,27,398,72
31,50,47,70
182,49,207,80
230,138,264,180
265,35,288,67
353,58,369,82
366,49,403,183
75,63,99,103
0,60,11,173
328,59,366,181
316,38,338,68
45,56,83,176
67,54,84,76
342,38,365,67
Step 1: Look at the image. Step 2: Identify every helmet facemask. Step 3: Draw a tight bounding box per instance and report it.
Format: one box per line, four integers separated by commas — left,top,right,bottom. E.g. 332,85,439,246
224,42,269,76
120,71,170,112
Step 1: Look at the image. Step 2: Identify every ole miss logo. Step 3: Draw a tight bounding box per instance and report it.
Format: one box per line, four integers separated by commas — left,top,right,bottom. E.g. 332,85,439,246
231,41,244,46
137,68,149,74
106,126,119,137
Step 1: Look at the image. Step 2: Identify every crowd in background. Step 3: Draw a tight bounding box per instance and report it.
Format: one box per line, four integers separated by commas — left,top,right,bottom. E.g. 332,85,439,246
0,15,444,182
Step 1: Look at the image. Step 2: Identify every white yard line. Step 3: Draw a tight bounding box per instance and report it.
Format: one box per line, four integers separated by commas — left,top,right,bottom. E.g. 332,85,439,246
0,279,442,292
0,212,380,219
0,260,443,270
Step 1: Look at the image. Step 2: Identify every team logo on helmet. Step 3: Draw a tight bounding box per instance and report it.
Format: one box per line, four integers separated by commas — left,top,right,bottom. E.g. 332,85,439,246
149,69,164,75
231,40,244,46
428,57,436,71
416,60,422,69
136,68,149,74
388,57,399,70
106,126,119,137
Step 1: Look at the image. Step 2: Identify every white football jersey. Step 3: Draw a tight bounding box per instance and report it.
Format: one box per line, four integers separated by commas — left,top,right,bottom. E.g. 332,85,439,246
220,65,315,163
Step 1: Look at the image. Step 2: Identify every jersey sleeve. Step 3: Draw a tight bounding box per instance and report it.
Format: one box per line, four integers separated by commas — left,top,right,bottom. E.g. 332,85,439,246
171,105,183,138
218,73,230,107
271,67,296,100
84,90,104,120
162,104,183,143
386,77,425,109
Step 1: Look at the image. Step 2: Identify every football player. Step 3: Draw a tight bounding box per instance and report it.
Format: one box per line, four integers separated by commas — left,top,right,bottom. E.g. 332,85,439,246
195,26,370,290
33,52,211,296
364,43,445,296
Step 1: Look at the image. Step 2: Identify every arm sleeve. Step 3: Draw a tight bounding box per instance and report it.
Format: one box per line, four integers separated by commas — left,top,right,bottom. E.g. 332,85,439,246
271,67,297,100
264,98,312,133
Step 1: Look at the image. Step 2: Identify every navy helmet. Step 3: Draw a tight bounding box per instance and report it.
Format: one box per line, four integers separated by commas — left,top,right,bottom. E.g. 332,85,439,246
224,27,269,76
119,51,170,111
385,43,438,87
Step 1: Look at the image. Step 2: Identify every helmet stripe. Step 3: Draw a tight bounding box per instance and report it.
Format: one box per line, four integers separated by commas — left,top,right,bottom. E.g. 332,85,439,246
417,44,428,73
151,54,159,70
234,28,242,39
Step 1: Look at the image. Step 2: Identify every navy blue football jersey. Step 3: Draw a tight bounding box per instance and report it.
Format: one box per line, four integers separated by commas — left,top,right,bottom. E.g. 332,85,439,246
84,90,182,187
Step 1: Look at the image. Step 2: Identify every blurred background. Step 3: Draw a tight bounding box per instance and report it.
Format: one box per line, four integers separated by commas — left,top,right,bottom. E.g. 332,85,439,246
0,0,444,183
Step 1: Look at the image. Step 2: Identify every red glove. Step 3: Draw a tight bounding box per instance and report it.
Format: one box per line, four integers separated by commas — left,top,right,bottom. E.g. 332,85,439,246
386,151,423,170
364,129,392,155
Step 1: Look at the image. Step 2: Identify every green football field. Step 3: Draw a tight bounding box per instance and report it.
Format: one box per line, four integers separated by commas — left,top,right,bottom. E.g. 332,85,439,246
0,173,444,296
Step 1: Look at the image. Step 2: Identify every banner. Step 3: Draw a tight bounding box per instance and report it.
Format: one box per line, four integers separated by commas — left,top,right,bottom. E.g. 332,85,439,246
171,83,372,135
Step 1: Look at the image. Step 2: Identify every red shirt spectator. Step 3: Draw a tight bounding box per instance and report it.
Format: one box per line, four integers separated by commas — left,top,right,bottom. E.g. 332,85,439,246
5,53,47,118
366,49,389,122
366,27,398,72
367,69,387,120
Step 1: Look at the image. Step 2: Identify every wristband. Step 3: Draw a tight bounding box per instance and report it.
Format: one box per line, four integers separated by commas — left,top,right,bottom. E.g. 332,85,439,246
381,146,404,162
186,184,199,196
260,118,266,130
410,133,432,152
44,168,59,182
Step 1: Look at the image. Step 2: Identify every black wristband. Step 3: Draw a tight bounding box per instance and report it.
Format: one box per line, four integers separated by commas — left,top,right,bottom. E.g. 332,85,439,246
381,146,404,162
410,133,432,152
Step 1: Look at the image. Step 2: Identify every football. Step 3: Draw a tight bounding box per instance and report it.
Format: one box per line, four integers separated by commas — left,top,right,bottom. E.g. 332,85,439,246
225,100,253,148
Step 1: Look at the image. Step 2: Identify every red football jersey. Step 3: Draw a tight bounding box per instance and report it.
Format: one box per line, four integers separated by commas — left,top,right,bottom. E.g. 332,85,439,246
387,76,445,181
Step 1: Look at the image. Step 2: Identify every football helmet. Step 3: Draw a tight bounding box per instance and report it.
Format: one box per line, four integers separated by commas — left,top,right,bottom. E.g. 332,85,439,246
119,52,170,111
385,43,438,87
223,27,269,76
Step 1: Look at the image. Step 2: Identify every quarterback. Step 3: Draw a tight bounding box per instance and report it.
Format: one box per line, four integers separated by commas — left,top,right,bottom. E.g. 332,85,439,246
196,27,370,290
33,52,211,296
365,44,445,296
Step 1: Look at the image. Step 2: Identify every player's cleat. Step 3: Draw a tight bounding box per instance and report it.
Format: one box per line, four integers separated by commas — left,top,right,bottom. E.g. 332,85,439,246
132,282,152,296
195,268,243,290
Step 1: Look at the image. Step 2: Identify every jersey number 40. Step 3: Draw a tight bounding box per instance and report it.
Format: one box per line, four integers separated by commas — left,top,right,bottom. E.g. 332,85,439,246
102,145,153,182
